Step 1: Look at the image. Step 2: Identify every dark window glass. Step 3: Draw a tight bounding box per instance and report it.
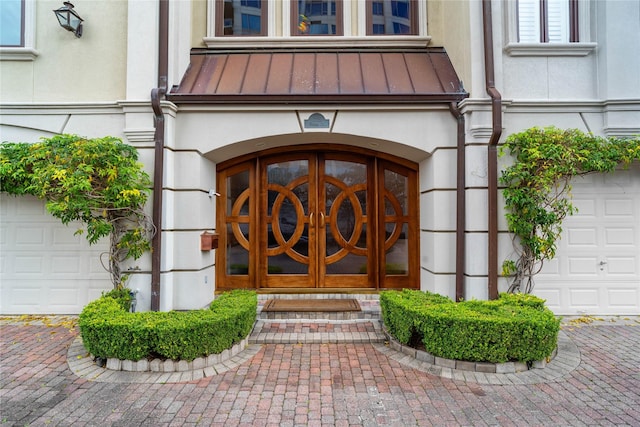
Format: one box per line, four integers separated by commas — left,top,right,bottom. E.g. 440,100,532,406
217,0,267,36
367,0,417,35
372,24,385,34
294,1,342,36
391,1,410,19
372,2,383,16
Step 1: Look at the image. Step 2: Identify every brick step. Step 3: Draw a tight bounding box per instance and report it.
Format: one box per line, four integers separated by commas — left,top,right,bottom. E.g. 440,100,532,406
249,319,385,344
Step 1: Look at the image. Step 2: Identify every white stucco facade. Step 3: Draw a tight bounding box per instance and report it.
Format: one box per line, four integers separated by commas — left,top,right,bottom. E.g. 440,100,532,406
1,0,638,314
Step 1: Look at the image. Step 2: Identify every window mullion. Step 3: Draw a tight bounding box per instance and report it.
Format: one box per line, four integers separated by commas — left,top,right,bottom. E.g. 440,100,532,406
540,0,549,43
569,0,579,42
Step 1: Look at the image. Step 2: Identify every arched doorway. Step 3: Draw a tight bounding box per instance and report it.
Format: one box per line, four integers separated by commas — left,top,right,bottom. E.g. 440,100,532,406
216,145,419,291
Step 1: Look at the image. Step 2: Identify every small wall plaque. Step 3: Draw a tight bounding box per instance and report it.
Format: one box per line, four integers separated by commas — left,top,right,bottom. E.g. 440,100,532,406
304,113,330,129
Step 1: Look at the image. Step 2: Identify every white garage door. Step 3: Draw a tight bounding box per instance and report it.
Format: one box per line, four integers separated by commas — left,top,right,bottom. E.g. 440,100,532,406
534,163,640,315
0,195,111,314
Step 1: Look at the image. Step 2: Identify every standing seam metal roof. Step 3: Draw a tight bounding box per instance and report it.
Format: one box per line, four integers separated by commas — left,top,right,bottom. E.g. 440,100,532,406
168,48,468,104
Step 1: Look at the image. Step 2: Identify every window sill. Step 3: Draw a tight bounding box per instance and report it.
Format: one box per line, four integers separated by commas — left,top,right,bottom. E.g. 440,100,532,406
0,47,39,61
203,36,431,49
504,42,597,57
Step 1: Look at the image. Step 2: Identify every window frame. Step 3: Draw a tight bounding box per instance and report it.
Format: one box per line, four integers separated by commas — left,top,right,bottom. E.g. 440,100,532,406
204,0,430,47
516,0,578,43
505,0,596,57
214,0,269,37
366,0,419,36
0,0,38,61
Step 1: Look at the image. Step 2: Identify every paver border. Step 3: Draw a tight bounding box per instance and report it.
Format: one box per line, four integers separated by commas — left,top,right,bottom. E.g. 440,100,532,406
375,330,580,385
67,335,262,383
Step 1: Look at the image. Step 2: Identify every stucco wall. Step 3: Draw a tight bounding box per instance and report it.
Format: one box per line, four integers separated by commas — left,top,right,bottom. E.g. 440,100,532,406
1,0,128,103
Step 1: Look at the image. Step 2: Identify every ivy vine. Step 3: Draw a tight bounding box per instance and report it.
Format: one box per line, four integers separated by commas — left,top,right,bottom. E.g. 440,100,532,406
499,127,640,294
0,134,154,287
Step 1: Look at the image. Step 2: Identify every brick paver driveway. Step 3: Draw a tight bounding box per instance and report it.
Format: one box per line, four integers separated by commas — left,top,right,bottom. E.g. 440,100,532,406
1,318,639,426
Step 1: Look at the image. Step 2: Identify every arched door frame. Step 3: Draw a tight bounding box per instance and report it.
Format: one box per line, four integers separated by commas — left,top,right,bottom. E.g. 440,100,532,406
215,144,419,291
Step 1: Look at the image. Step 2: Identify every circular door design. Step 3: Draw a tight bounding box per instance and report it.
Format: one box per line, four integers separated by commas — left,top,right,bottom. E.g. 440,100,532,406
217,147,419,290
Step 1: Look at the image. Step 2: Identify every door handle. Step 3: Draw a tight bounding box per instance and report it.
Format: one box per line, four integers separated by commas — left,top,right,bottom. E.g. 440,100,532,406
319,211,325,228
309,212,314,227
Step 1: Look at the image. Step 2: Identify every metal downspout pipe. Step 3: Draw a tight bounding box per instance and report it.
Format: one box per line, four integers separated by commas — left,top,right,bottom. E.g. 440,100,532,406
482,0,503,299
150,0,169,311
449,103,466,302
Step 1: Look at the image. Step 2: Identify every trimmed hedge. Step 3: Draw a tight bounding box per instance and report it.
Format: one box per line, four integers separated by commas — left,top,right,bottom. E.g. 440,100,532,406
79,289,257,361
380,290,559,363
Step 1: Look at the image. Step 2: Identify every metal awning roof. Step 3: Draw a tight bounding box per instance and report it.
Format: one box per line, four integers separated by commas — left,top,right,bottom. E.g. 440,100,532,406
167,48,468,105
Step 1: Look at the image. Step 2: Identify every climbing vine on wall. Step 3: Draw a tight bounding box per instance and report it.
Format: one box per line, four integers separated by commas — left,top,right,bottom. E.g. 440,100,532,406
499,127,640,294
0,134,154,288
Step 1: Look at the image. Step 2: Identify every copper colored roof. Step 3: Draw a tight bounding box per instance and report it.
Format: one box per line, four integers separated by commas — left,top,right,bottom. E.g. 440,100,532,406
168,48,467,104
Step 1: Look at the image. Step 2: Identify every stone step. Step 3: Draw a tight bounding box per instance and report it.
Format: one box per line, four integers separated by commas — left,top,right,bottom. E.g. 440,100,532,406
249,319,386,344
251,294,385,344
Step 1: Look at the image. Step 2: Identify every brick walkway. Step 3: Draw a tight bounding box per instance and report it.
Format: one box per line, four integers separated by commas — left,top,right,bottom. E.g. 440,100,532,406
1,315,639,426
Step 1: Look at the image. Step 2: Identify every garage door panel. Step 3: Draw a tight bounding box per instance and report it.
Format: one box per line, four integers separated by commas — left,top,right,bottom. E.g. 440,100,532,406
535,165,640,315
51,256,83,274
53,226,88,246
571,198,596,217
538,258,560,275
605,257,636,275
604,199,634,217
605,228,635,245
15,227,47,246
1,195,111,314
608,287,640,308
567,227,597,246
49,288,81,306
13,256,45,274
568,257,599,275
569,288,599,307
532,288,562,308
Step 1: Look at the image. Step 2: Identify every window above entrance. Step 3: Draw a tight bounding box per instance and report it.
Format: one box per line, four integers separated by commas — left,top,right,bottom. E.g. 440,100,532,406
206,0,427,48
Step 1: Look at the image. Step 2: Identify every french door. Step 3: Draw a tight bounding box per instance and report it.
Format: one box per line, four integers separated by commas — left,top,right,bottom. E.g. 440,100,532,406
216,147,418,290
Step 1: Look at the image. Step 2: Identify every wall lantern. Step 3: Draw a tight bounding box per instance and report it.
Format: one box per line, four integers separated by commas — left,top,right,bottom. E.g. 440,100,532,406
53,2,84,38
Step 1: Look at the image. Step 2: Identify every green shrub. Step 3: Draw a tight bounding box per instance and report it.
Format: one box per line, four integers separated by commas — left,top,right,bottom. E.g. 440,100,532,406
101,287,133,311
380,290,559,363
380,289,452,345
79,289,257,361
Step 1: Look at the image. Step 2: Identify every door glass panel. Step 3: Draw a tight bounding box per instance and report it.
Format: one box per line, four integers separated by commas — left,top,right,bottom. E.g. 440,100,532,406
226,170,251,275
385,223,408,275
227,224,249,275
385,169,408,215
384,169,409,275
266,161,310,275
325,160,368,275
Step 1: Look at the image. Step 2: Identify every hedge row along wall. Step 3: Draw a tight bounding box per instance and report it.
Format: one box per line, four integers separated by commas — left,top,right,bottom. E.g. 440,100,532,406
79,290,257,361
380,290,560,363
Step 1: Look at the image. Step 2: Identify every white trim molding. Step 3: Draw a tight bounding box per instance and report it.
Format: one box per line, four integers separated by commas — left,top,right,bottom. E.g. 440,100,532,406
504,42,596,57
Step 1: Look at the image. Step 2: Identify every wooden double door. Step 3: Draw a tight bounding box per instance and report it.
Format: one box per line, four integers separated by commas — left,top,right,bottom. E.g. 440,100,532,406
216,148,418,290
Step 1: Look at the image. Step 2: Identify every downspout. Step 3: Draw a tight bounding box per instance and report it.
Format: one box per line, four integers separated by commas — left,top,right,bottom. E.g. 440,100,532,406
449,103,466,302
150,0,169,311
482,0,502,299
